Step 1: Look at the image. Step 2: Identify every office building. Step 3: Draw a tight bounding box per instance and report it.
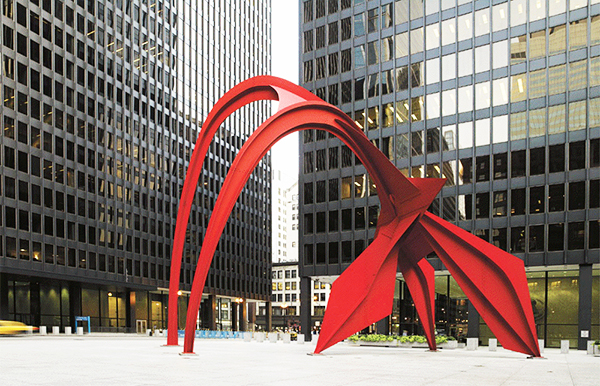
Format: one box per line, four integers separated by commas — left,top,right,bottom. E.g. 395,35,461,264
0,0,271,332
299,0,599,349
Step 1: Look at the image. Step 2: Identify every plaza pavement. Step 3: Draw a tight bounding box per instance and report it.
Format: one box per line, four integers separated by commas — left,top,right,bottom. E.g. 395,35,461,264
0,334,597,385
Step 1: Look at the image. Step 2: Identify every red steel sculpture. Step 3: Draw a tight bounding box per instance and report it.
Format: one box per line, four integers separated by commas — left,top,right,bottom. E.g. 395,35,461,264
167,76,541,358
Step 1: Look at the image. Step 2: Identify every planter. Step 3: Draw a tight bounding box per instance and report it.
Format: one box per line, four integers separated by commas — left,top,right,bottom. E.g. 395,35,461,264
440,340,458,349
594,345,600,357
360,341,396,347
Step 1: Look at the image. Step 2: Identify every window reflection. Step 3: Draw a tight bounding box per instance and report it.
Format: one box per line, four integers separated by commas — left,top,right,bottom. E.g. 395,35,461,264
510,111,527,140
493,3,508,32
442,18,456,45
354,13,365,37
570,19,587,50
458,122,472,149
383,103,394,127
458,85,472,113
396,133,409,159
529,108,546,137
395,32,409,58
442,54,455,81
529,30,546,59
442,89,456,116
549,24,566,54
511,73,527,102
458,49,473,76
411,97,424,121
426,23,440,50
548,65,566,95
458,13,472,41
493,78,509,106
442,125,456,151
475,118,490,147
426,57,440,84
510,0,526,26
426,92,440,118
411,131,424,156
475,8,489,37
548,105,566,134
529,0,545,22
341,177,352,199
475,45,489,73
529,69,545,99
569,60,587,91
395,0,409,25
568,101,586,132
411,27,423,53
510,35,527,64
492,41,508,69
549,0,566,16
396,100,409,123
475,82,490,110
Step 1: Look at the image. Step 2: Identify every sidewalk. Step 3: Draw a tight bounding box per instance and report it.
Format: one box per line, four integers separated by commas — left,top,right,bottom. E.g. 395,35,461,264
0,335,597,385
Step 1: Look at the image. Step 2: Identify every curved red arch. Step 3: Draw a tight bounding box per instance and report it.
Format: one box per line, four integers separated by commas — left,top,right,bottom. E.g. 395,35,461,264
166,77,320,345
170,76,540,358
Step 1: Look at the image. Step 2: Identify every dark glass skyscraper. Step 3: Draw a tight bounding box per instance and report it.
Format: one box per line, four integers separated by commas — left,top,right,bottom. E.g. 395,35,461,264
0,0,271,332
299,0,599,349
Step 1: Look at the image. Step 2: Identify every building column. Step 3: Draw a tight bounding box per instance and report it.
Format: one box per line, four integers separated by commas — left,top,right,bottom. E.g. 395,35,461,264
232,302,238,331
266,301,272,332
248,302,256,331
208,294,217,330
0,274,9,320
467,300,480,343
300,276,312,341
376,316,390,335
240,300,248,331
126,290,136,333
30,281,41,327
578,264,592,350
68,282,82,329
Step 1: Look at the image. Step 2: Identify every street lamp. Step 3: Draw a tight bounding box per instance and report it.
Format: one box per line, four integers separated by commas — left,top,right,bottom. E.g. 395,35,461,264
280,303,288,331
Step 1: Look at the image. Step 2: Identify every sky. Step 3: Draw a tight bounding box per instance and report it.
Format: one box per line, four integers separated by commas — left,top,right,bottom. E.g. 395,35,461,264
269,2,300,186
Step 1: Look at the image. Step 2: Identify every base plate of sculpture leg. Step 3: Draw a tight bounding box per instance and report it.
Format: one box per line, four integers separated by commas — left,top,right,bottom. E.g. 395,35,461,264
179,352,198,356
527,355,546,359
427,349,439,352
307,352,325,356
162,344,181,347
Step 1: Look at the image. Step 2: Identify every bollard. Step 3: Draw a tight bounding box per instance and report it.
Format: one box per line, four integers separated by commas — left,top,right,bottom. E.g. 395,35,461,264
587,340,594,355
488,338,497,351
269,332,278,343
560,340,569,354
52,326,60,335
77,326,84,335
297,334,305,344
466,338,478,351
39,326,47,335
283,333,291,344
256,332,265,343
65,326,72,335
244,332,252,342
538,339,544,353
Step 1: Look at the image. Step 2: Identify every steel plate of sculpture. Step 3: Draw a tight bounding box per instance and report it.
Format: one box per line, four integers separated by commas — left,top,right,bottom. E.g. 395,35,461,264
166,76,541,358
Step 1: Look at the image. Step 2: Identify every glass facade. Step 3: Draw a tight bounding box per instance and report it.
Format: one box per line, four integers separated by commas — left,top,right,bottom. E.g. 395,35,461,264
300,0,599,348
0,0,271,331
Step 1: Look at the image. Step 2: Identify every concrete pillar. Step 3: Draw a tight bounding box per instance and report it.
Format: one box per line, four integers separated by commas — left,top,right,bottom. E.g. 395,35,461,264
39,326,47,335
0,274,9,320
489,338,497,351
65,326,72,335
561,340,569,354
467,300,479,343
578,264,592,350
300,276,312,342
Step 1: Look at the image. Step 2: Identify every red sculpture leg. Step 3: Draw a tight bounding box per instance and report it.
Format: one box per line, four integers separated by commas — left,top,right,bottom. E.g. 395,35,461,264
417,212,541,357
396,229,437,351
314,214,420,354
166,77,320,345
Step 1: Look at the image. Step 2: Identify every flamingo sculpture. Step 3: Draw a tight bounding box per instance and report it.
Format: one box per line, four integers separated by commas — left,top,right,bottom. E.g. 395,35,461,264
166,76,541,358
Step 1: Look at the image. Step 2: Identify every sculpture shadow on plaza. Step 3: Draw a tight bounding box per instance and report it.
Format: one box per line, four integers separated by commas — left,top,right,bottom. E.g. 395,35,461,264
166,76,541,358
